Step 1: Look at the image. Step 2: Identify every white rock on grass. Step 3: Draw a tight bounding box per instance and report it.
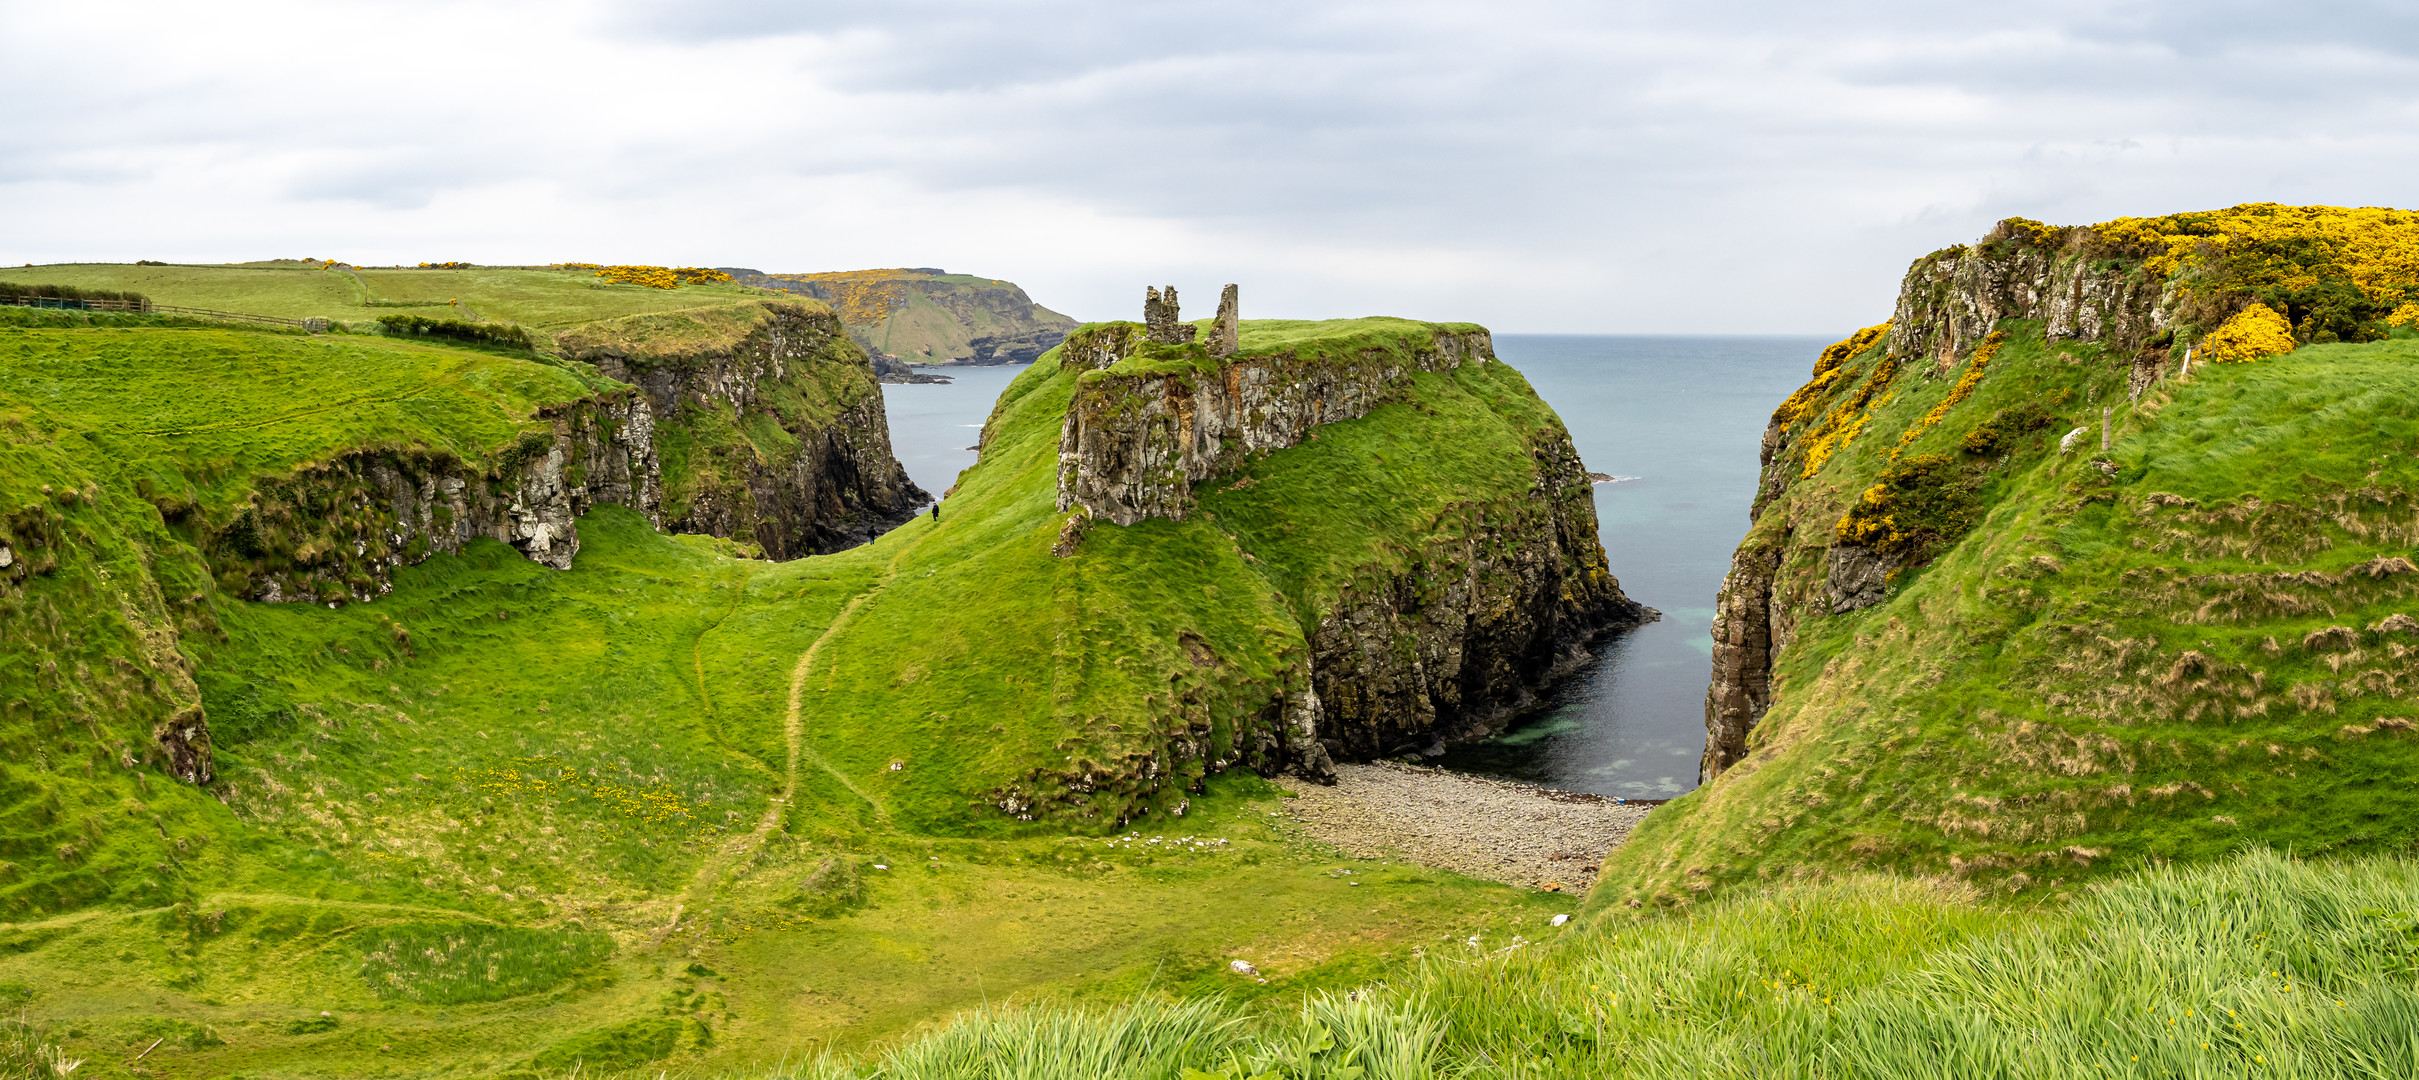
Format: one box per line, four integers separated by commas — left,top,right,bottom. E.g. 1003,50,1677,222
1229,960,1259,976
1550,914,1570,927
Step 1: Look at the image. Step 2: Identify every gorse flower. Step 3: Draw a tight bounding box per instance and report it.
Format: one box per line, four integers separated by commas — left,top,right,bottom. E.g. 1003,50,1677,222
2199,303,2297,363
592,266,735,289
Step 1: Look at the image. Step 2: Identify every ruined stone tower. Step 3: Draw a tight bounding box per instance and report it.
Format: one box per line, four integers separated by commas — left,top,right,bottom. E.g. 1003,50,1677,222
1210,284,1239,358
1143,286,1196,345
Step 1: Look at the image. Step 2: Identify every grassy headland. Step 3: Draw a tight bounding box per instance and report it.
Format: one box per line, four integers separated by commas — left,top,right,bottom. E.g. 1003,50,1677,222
1604,314,2419,908
0,312,1588,1077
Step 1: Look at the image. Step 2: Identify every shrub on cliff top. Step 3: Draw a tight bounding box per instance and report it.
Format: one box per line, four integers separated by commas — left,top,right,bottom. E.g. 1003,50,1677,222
0,280,150,306
593,265,734,289
2198,302,2297,363
375,313,536,352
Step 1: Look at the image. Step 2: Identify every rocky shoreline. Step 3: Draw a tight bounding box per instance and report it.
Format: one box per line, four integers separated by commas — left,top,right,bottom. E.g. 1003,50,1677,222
1277,762,1653,891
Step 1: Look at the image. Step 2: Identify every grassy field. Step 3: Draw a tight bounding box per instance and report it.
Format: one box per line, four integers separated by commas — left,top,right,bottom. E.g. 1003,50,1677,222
12,847,2416,1077
1599,321,2419,907
3,261,774,333
674,847,2417,1079
0,313,1588,1078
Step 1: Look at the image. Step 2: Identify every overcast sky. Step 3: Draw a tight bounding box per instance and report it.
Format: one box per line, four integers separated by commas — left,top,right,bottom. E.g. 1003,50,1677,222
5,1,2416,332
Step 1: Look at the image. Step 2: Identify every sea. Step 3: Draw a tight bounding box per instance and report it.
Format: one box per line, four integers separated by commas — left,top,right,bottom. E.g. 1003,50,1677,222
878,335,1821,800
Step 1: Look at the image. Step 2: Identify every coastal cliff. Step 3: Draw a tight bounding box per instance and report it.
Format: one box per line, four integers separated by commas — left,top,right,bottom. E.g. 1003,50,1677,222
1053,320,1496,525
1039,299,1650,775
720,267,1077,367
559,299,927,557
1598,205,2419,908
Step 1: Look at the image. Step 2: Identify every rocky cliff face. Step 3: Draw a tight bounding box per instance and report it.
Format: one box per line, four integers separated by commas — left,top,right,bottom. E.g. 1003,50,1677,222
1307,432,1646,759
214,393,659,603
560,300,927,558
1054,322,1496,525
1049,314,1651,767
718,267,1077,366
1701,219,2172,781
218,299,923,602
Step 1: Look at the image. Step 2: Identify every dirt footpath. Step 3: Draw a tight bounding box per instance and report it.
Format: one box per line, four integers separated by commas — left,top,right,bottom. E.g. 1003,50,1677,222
1276,762,1654,892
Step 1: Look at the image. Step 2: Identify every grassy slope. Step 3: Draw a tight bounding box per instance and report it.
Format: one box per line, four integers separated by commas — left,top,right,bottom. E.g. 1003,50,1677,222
0,309,602,919
1597,323,2419,909
6,262,772,333
0,316,1582,1078
725,848,2419,1080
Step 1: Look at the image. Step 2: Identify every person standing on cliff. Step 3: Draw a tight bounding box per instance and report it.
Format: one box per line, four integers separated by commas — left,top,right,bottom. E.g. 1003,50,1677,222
930,497,940,523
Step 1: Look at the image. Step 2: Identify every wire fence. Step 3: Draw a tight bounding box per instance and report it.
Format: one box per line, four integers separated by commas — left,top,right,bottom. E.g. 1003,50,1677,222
2,294,327,331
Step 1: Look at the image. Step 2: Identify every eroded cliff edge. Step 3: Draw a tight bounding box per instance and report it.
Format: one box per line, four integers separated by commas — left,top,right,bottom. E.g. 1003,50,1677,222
1050,314,1652,768
206,300,923,606
561,300,927,557
1602,205,2419,908
1704,219,2176,779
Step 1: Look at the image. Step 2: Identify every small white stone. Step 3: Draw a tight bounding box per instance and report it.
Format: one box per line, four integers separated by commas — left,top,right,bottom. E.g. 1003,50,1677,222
1229,959,1259,976
1550,914,1571,927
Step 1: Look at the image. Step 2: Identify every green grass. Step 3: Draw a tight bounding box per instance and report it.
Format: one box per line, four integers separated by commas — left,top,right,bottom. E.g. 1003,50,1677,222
4,261,779,334
0,313,1589,1077
356,921,615,1004
1603,323,2419,907
703,849,2419,1079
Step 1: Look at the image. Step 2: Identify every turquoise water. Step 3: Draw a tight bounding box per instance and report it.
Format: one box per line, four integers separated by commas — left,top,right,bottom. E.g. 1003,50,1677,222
880,365,1026,502
1431,335,1817,798
880,336,1820,798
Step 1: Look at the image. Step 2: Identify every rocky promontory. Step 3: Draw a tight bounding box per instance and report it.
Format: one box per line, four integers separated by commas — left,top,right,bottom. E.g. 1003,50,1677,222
1046,288,1652,774
559,299,927,557
719,267,1077,367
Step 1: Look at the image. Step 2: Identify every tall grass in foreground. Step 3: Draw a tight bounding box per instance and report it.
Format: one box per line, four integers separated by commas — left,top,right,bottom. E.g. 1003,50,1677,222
727,850,2419,1079
0,1016,81,1077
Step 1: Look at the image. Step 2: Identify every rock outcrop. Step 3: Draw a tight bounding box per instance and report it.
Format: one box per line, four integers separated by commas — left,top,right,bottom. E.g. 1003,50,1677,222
1055,295,1496,526
718,267,1078,366
215,393,660,603
1306,432,1649,759
218,299,924,601
1700,218,2175,782
560,300,928,558
1886,229,2168,377
1051,297,1652,769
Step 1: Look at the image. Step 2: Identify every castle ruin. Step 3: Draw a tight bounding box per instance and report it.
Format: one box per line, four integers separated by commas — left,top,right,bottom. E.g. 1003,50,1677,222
1141,284,1241,358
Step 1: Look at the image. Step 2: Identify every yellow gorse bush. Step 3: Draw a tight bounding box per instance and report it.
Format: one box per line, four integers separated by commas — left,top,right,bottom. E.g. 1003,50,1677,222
592,265,735,289
1788,323,1897,479
452,759,712,828
2387,301,2419,327
2091,203,2419,303
2198,303,2297,363
1896,330,2006,452
1773,323,1890,429
596,265,680,289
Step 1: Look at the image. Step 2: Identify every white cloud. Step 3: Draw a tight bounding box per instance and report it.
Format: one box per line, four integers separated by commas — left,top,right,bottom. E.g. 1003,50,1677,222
3,0,2417,330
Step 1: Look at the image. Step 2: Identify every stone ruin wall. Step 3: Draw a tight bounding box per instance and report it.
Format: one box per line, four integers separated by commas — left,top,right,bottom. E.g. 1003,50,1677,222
1055,285,1493,526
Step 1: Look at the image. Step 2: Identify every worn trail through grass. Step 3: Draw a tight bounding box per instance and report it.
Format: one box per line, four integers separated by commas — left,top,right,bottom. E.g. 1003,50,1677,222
666,524,939,937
